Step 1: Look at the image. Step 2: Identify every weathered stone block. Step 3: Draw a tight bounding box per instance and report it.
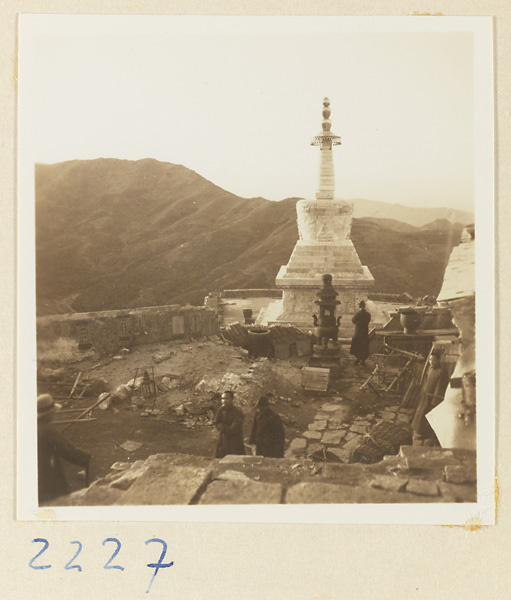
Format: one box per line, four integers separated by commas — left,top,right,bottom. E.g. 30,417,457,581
344,431,359,441
438,482,477,503
303,430,322,440
199,480,282,504
444,465,477,484
215,470,251,483
285,482,430,504
405,479,439,497
288,438,307,454
399,446,455,459
219,454,264,465
121,466,212,505
370,475,408,493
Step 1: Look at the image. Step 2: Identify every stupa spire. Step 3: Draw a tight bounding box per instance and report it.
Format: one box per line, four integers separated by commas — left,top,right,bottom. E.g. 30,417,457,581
311,97,341,200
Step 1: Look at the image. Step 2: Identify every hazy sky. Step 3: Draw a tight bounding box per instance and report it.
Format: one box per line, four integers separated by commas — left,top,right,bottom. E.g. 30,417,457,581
21,16,484,211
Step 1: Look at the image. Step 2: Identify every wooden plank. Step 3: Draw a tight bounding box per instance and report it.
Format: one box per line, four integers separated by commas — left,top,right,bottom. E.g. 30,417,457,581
301,367,330,392
61,394,111,432
67,371,82,402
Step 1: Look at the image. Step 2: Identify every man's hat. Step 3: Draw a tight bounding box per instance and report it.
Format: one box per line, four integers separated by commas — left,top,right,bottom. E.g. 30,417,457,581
37,394,61,419
359,300,366,308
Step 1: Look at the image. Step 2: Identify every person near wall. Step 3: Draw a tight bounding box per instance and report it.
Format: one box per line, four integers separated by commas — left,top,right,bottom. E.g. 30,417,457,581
350,300,371,366
248,395,285,458
411,351,450,445
214,390,245,458
37,394,91,504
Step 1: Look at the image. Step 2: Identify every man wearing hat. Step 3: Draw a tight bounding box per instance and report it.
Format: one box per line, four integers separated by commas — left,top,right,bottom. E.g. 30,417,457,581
350,300,371,366
37,394,91,504
248,395,285,458
213,390,245,458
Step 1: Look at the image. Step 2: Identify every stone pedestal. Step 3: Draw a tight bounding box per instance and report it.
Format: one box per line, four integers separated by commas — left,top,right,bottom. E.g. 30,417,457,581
275,200,374,335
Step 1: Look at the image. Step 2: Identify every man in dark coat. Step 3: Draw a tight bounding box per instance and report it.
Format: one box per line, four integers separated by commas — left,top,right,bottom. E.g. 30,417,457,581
37,394,91,504
249,396,285,458
350,300,371,365
214,390,245,458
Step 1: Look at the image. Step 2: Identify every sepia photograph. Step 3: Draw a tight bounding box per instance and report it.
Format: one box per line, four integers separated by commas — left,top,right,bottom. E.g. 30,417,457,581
17,14,494,522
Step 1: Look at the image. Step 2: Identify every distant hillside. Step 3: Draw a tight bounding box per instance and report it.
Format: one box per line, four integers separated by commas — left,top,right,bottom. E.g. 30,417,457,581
351,197,473,227
35,158,464,315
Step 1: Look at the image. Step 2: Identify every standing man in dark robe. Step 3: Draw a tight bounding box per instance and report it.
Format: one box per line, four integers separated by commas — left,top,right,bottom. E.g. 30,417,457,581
214,390,245,458
37,394,91,504
248,396,285,458
412,351,450,444
350,300,371,365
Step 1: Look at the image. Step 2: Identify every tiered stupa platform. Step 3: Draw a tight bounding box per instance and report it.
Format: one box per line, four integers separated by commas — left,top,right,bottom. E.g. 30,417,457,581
272,98,374,334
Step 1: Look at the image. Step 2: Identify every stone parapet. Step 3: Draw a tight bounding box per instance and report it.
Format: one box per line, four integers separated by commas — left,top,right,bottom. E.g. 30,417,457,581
49,447,477,506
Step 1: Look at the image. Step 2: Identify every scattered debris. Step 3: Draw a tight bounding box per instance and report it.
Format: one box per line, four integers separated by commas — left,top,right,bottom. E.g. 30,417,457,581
120,440,143,453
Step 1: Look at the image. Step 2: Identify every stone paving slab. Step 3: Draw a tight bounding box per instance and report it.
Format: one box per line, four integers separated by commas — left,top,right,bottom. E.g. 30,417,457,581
314,412,331,421
349,424,368,435
308,420,328,431
307,443,324,456
303,430,322,440
285,482,439,504
343,434,363,450
321,403,341,412
328,408,350,422
199,480,283,504
321,430,345,445
344,431,360,442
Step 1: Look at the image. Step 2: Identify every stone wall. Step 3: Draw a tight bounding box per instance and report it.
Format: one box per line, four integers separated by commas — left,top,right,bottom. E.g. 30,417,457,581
37,305,220,361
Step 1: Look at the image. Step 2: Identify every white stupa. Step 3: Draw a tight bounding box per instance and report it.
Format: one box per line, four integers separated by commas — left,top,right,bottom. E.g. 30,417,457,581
272,97,375,333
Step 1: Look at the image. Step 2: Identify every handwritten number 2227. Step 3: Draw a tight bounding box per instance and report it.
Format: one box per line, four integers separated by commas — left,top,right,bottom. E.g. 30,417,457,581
29,538,173,593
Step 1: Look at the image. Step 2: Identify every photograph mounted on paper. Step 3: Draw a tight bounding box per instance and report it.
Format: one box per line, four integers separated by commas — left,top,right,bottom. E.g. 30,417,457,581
17,15,494,520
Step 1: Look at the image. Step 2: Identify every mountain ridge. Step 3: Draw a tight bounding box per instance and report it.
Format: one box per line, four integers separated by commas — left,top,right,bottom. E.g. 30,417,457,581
35,158,465,315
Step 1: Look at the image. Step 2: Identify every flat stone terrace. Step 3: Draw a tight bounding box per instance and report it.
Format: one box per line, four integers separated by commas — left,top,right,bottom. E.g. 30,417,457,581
53,446,476,506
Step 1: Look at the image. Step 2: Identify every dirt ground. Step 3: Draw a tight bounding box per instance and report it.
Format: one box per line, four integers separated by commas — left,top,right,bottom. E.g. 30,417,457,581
39,338,381,495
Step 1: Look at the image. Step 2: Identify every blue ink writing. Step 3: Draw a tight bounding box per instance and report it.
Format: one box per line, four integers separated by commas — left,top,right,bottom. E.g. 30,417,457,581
64,541,83,572
145,538,173,594
102,538,124,571
29,538,51,570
